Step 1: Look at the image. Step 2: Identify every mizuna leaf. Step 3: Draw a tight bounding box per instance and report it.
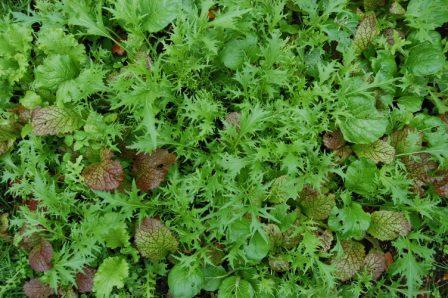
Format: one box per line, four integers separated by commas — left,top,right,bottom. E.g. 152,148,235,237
134,218,178,262
31,107,81,136
332,240,366,281
299,186,335,220
93,257,129,297
368,211,411,241
28,240,53,272
132,148,176,192
76,267,96,293
353,13,378,53
23,279,53,298
328,202,371,240
353,139,396,164
82,151,124,191
363,251,387,280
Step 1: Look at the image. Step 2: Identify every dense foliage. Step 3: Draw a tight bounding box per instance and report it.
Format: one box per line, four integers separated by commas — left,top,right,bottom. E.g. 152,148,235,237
1,0,448,297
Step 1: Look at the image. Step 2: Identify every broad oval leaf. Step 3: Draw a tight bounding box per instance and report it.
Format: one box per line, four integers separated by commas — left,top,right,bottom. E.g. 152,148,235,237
31,107,80,136
363,251,387,280
132,148,176,192
218,276,254,298
353,139,396,164
344,158,378,196
76,267,96,293
332,240,366,281
367,211,411,241
23,279,53,298
244,231,269,261
29,240,53,272
82,159,124,191
406,42,445,76
168,264,204,298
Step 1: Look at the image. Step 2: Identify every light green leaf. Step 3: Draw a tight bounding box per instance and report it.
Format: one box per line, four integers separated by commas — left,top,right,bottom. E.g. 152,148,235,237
168,264,204,298
328,202,371,240
244,231,270,261
93,256,129,297
202,265,227,292
406,0,448,32
218,276,254,298
34,55,80,91
344,158,378,196
337,95,388,144
406,42,445,76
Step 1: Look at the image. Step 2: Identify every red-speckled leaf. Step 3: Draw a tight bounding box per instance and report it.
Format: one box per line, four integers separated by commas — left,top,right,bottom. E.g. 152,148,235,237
82,152,124,191
132,149,176,192
134,217,178,262
29,240,53,272
76,267,96,293
23,279,53,298
31,107,80,136
353,13,378,52
332,240,366,281
368,211,411,241
363,251,387,280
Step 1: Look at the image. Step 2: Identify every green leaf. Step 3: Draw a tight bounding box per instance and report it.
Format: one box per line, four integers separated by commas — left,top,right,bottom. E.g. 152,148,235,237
344,158,378,196
353,140,396,164
93,256,129,297
221,36,258,70
328,202,371,240
406,42,446,76
244,231,269,261
406,0,448,32
218,276,254,298
397,95,423,113
202,265,227,292
368,211,411,241
142,0,181,33
168,264,204,298
102,222,130,249
337,95,388,144
34,55,80,91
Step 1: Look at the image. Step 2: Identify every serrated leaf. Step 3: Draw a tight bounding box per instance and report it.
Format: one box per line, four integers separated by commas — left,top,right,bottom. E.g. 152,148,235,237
76,267,96,293
31,107,81,136
132,148,176,192
353,13,378,52
82,152,124,191
168,264,204,298
134,218,178,262
363,251,386,280
332,240,366,281
406,0,448,32
28,240,53,272
93,257,129,297
368,211,411,241
218,276,254,298
328,202,371,240
353,139,395,164
34,54,80,90
345,158,378,196
23,279,53,298
316,229,334,253
103,222,129,249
